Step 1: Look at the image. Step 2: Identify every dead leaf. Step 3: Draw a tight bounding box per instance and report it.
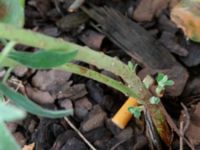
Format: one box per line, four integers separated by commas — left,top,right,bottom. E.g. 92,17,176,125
171,0,200,42
22,143,35,150
79,30,105,50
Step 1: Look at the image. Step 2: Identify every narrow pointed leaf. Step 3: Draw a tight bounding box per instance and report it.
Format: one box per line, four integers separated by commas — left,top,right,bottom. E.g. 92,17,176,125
0,0,25,27
8,50,77,69
0,121,21,150
0,83,73,118
0,103,26,122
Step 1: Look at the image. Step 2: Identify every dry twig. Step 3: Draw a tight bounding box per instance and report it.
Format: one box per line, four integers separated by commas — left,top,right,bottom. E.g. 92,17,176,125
64,117,96,150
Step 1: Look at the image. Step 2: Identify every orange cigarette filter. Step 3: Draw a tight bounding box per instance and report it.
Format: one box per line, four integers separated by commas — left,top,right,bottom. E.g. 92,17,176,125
112,97,138,129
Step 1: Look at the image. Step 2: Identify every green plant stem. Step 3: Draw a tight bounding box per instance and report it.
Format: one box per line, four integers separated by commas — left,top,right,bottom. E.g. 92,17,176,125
0,55,139,98
0,41,16,66
59,64,138,97
0,23,144,98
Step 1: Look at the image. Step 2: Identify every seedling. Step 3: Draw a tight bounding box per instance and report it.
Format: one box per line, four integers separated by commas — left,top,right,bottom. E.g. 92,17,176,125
156,73,174,96
128,61,137,72
128,106,144,119
124,73,174,120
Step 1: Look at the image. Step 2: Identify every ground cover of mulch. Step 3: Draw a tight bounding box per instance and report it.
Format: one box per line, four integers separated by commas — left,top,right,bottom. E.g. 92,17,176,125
5,0,200,149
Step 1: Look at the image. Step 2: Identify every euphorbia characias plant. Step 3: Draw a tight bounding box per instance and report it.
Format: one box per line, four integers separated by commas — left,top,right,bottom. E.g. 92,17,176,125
0,0,177,148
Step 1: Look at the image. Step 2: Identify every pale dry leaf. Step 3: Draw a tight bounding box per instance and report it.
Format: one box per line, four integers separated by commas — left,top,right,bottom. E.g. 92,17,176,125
170,0,200,42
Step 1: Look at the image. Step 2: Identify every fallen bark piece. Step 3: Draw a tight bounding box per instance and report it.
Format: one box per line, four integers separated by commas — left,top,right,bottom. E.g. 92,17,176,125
179,39,200,67
57,83,88,100
30,0,51,18
79,29,105,50
80,105,107,132
32,118,65,150
58,99,73,110
40,26,61,37
26,86,55,104
106,119,122,136
75,97,92,120
32,70,72,91
182,75,200,97
158,14,178,33
107,127,134,149
133,0,169,22
61,137,88,150
83,6,178,68
56,11,89,32
83,7,188,96
84,127,112,143
51,130,87,150
82,6,188,96
159,31,188,56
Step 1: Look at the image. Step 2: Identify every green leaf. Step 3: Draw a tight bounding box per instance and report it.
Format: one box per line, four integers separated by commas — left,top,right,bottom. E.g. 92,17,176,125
156,73,165,82
128,61,137,72
0,103,26,122
0,121,21,150
0,0,25,27
156,73,170,88
156,73,168,83
8,50,77,69
165,80,174,86
149,96,160,104
156,86,164,96
0,82,73,118
128,106,143,119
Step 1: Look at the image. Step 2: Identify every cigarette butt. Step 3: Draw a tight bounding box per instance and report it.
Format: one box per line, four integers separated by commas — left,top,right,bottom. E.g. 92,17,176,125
112,97,138,129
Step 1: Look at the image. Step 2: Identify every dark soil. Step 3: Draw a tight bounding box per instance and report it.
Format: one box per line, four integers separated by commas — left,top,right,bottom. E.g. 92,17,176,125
6,0,200,149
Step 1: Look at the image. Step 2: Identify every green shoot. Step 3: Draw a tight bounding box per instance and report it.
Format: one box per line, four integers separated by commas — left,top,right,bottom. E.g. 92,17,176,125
128,106,144,119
